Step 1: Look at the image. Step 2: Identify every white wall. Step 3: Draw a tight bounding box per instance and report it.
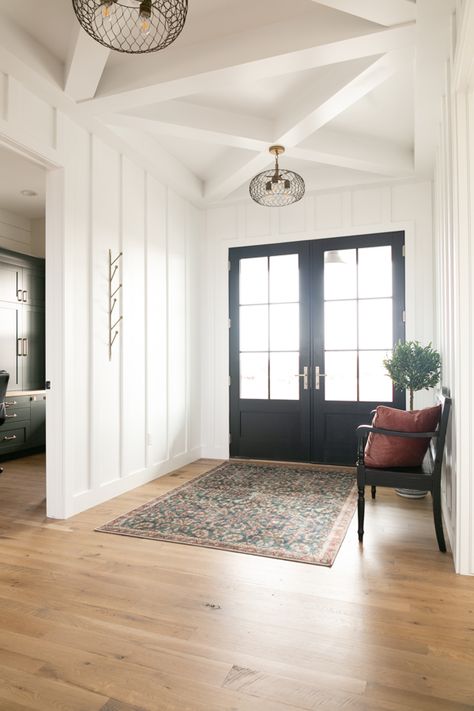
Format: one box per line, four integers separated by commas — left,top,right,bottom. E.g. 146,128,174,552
201,181,435,459
0,207,43,256
433,0,474,575
0,67,203,517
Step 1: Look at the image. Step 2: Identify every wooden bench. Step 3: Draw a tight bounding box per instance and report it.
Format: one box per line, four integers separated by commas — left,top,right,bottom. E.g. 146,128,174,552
356,393,452,551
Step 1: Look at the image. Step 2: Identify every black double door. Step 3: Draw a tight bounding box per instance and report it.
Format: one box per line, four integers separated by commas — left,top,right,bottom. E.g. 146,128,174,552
229,232,405,465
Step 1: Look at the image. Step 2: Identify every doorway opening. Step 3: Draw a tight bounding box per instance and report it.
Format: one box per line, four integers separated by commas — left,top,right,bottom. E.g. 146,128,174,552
229,232,405,465
0,143,46,514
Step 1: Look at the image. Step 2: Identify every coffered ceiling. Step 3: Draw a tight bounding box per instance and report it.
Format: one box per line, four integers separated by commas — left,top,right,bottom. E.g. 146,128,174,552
0,0,455,204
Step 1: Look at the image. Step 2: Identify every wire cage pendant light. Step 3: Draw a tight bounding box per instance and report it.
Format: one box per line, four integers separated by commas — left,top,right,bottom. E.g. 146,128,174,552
72,0,188,54
249,145,305,207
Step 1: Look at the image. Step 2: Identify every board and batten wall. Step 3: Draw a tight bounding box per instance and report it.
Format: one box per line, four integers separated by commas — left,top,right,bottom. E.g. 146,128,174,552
0,70,203,517
433,0,474,575
201,183,441,514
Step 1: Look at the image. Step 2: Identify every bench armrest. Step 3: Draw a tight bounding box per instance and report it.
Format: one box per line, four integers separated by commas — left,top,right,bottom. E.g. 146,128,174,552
357,425,439,440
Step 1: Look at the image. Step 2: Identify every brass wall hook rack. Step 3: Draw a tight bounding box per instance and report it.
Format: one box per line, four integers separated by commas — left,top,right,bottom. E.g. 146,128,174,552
109,249,123,360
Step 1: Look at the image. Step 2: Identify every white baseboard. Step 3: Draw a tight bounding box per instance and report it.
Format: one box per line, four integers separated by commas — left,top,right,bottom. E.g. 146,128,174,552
200,445,229,460
69,447,202,517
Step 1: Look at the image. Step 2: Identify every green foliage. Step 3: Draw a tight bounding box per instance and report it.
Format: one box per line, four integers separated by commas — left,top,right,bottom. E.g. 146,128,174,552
383,341,442,410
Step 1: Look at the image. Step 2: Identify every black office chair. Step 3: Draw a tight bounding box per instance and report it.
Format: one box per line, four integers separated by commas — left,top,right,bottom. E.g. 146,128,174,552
0,370,10,475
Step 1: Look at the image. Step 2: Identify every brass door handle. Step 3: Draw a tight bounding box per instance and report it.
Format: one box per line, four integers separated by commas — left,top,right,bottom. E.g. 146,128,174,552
2,435,17,441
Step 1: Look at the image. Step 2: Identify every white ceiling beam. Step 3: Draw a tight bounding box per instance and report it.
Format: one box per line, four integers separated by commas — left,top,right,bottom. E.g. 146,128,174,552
64,26,110,102
205,49,411,202
289,128,414,176
312,0,416,27
102,110,270,153
82,24,415,114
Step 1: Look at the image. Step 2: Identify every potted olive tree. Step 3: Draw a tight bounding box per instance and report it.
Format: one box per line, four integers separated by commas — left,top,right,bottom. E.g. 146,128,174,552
383,341,442,498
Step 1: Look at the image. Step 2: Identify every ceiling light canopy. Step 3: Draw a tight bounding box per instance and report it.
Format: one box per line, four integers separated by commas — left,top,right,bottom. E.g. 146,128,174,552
249,146,305,208
72,0,188,54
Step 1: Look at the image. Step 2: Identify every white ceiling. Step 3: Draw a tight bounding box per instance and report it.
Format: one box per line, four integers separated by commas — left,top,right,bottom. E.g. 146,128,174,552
0,0,456,205
0,145,46,219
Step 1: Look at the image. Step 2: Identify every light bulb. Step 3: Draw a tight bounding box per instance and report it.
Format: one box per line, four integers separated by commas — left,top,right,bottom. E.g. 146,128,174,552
139,0,152,35
101,0,114,25
139,13,151,35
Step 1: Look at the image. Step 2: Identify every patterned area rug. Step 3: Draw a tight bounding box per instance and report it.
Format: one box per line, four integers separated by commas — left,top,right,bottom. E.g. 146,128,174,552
96,461,357,566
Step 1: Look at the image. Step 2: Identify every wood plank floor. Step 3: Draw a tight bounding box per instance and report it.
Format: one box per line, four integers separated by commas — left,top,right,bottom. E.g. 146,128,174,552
0,454,473,711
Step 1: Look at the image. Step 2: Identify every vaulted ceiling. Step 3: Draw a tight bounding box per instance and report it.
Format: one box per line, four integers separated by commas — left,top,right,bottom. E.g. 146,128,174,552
0,0,455,205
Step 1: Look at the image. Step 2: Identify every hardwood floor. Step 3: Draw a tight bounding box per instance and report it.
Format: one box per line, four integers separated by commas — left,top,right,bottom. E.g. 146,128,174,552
0,454,473,710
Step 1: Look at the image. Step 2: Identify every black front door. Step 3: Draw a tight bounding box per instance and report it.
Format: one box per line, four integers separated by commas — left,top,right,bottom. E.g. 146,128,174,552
229,232,405,465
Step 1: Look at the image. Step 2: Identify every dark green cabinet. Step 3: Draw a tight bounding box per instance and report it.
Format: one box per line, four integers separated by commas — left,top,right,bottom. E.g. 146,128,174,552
0,248,46,460
21,307,45,391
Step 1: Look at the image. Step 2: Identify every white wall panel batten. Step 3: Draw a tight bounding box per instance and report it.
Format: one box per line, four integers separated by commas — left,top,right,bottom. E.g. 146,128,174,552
60,114,92,498
187,204,203,453
90,136,122,489
167,189,187,459
146,175,169,468
121,157,147,478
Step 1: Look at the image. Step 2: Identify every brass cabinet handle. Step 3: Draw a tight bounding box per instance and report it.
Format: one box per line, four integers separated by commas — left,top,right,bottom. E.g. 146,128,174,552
23,290,27,302
2,435,17,441
17,289,22,302
17,338,23,357
5,414,17,418
23,338,28,356
5,401,17,407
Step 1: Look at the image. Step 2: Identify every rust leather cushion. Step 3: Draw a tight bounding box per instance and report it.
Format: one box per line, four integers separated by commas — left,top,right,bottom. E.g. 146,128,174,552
364,405,441,468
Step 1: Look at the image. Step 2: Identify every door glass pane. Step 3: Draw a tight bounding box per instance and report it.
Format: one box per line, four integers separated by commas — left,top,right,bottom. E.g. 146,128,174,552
324,351,358,401
359,351,393,401
270,303,299,351
270,352,299,400
240,257,268,304
240,353,268,399
325,300,357,350
358,299,393,349
324,249,357,300
240,305,268,351
358,246,392,298
270,254,299,303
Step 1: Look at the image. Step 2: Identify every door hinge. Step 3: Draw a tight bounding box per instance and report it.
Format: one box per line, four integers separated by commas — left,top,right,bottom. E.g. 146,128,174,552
228,318,232,329
402,310,406,323
229,375,231,387
229,433,232,444
228,260,231,272
402,244,405,257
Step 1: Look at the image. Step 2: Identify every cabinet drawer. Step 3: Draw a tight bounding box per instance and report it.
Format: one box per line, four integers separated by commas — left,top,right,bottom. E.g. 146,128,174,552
4,396,30,408
0,423,29,454
3,405,30,424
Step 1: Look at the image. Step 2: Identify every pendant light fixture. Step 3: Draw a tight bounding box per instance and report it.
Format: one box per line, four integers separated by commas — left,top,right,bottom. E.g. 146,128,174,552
72,0,188,54
249,145,305,207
